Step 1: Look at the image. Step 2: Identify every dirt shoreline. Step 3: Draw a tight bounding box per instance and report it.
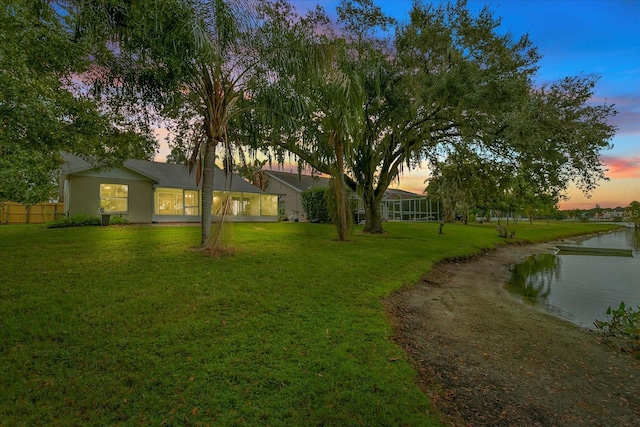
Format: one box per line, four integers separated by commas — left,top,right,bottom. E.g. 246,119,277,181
385,240,640,426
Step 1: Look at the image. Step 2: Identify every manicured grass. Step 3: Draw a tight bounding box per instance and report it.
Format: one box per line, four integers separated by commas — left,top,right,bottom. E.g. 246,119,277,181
0,221,619,425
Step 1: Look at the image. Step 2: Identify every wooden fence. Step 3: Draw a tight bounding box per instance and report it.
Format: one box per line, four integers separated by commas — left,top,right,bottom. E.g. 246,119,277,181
0,202,66,224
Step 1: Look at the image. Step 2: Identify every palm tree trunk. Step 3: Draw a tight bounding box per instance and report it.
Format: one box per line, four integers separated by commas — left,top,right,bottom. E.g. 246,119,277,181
200,139,217,245
333,140,351,241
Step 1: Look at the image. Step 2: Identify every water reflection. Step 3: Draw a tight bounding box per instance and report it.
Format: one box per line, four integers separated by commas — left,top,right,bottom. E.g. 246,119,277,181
506,228,640,328
505,254,560,304
575,227,640,252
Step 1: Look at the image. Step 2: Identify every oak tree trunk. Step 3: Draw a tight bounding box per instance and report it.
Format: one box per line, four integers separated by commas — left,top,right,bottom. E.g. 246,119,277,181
362,186,384,233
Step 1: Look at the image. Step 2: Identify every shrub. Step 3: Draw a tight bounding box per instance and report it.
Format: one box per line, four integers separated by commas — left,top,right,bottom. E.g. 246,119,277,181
595,302,640,337
594,301,640,357
47,213,101,228
109,216,130,225
301,187,331,223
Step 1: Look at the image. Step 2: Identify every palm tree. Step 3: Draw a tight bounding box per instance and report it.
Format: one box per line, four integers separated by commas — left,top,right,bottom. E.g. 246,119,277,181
187,0,254,250
307,66,364,241
257,2,390,240
78,0,302,251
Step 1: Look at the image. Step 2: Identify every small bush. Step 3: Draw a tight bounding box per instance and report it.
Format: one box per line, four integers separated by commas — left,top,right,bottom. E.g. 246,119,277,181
109,216,130,225
594,301,640,357
47,213,101,228
595,302,640,337
301,187,331,223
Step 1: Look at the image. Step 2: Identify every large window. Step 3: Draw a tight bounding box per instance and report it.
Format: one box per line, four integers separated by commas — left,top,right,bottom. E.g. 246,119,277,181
260,195,278,216
157,188,183,215
184,190,200,215
100,184,128,213
152,189,277,218
211,192,277,217
242,193,260,216
212,191,224,215
212,192,241,215
156,188,200,216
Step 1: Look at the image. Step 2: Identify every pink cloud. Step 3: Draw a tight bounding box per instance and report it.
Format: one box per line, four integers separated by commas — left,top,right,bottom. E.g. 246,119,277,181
601,155,640,178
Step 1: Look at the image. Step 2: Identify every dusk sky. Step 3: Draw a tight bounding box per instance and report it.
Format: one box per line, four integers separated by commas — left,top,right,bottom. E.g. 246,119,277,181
156,0,640,210
296,0,640,209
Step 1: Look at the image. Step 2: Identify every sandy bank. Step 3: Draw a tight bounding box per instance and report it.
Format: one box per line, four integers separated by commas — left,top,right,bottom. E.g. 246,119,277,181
386,241,640,426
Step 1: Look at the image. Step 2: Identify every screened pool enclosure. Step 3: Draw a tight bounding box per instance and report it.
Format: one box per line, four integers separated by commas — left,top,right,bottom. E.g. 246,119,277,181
355,189,441,223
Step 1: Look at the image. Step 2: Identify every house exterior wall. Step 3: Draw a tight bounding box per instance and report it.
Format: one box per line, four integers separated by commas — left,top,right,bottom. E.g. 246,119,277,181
65,170,154,223
263,180,306,221
59,164,278,223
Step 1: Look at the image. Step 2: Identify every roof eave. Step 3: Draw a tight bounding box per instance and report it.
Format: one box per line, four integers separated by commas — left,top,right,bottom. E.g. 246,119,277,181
264,171,303,193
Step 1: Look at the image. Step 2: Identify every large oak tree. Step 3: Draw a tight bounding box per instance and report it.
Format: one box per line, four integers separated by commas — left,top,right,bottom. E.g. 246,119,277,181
263,0,538,232
261,0,615,234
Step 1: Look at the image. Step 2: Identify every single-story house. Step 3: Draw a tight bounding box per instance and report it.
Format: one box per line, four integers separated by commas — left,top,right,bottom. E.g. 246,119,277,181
60,154,278,223
263,170,330,221
263,170,440,222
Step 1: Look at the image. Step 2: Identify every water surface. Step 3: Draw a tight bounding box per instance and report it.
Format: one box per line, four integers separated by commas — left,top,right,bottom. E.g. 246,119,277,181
506,227,640,328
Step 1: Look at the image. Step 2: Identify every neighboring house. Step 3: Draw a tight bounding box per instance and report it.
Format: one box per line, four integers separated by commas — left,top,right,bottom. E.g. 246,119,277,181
602,210,624,219
263,170,331,221
263,170,440,222
60,154,278,223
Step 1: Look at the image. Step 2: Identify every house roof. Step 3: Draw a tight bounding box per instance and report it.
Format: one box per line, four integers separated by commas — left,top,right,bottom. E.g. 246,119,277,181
264,170,425,199
383,188,425,200
264,170,331,192
61,153,267,193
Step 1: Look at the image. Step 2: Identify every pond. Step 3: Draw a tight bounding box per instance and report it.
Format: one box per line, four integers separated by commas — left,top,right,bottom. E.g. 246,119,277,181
506,227,640,328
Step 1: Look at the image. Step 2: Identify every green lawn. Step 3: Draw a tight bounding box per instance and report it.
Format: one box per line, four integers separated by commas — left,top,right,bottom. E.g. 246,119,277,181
0,221,620,425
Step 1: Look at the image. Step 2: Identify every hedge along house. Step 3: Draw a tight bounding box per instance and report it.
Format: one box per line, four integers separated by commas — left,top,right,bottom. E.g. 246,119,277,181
263,170,440,222
60,154,279,223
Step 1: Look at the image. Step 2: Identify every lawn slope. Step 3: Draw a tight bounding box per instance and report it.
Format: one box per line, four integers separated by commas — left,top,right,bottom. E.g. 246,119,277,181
0,221,619,425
